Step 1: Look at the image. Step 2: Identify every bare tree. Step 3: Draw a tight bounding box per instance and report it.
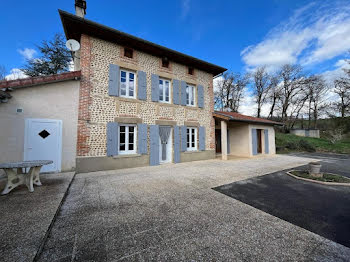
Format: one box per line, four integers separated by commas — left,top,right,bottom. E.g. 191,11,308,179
214,72,249,112
251,66,271,117
267,75,281,119
333,78,350,118
278,64,306,125
305,75,328,128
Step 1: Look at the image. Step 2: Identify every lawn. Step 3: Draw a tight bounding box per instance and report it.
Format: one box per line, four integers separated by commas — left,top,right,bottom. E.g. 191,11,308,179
276,133,350,154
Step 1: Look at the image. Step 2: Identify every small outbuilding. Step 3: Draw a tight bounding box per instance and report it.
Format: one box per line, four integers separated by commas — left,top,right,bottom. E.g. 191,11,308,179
0,71,81,175
213,111,283,160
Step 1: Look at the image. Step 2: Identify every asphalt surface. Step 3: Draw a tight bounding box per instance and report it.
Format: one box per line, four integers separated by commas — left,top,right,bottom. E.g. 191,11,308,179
214,153,350,248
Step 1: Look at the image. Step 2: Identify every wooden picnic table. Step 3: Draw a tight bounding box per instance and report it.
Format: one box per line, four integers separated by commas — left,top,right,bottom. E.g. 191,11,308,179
0,160,53,195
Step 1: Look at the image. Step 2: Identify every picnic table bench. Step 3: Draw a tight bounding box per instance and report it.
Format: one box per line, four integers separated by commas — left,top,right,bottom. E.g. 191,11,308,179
0,160,53,195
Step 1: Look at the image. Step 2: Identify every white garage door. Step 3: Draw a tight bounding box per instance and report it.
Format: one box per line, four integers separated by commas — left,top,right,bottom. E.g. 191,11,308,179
24,119,62,173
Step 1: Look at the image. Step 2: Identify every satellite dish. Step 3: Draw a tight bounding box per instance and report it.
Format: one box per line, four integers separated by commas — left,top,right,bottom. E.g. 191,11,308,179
66,39,80,52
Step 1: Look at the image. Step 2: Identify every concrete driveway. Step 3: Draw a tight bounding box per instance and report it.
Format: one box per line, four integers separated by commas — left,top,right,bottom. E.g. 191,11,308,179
35,155,350,261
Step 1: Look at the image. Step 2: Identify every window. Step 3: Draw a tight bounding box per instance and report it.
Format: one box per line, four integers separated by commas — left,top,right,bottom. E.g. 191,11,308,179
186,127,197,151
159,78,170,103
188,67,194,75
120,70,135,98
124,48,133,58
118,124,137,154
162,57,169,68
186,84,195,106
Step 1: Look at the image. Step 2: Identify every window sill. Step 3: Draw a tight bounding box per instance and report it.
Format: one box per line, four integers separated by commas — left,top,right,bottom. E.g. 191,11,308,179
116,97,141,103
113,154,142,159
184,150,200,154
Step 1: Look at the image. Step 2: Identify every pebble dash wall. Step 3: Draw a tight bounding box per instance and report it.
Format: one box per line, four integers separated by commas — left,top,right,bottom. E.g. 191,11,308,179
77,34,215,157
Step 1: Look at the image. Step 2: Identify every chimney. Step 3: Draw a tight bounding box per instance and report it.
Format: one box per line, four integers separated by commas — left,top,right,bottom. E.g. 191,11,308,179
75,0,87,18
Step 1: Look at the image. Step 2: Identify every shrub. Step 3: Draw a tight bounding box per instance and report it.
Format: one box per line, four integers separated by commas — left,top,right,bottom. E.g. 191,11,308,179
286,141,298,150
299,139,316,152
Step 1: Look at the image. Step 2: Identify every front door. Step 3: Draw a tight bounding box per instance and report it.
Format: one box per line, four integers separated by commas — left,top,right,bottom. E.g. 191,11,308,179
215,129,221,153
24,119,62,173
159,126,172,163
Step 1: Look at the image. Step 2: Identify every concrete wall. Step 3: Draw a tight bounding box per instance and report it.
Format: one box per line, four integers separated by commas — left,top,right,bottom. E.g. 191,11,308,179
0,80,80,173
248,124,276,156
291,129,320,138
228,122,250,157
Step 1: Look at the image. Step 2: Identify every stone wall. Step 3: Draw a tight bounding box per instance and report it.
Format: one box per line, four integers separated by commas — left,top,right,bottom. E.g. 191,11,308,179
78,34,215,157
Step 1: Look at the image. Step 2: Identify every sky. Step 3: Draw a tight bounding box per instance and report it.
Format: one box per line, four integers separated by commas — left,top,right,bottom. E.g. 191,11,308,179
1,0,350,114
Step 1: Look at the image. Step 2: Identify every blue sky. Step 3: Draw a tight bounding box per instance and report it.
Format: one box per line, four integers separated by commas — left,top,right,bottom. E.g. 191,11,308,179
1,0,350,82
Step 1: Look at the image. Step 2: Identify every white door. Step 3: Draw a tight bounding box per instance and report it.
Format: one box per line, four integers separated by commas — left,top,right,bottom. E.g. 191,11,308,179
24,119,62,173
159,128,173,163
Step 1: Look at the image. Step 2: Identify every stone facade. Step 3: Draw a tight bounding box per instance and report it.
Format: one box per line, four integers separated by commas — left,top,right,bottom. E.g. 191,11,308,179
77,34,215,159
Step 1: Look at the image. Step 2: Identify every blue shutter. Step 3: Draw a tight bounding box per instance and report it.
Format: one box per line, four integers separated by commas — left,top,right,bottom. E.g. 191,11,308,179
197,85,204,108
181,81,187,106
137,71,147,100
199,126,205,151
173,79,180,105
137,123,147,154
149,125,160,165
252,128,258,156
151,74,159,102
180,125,187,152
227,129,230,154
174,126,180,163
109,64,119,96
264,129,269,154
107,122,118,156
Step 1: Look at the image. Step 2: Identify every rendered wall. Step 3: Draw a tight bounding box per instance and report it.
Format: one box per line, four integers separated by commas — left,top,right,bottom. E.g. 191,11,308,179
248,124,276,156
0,80,80,174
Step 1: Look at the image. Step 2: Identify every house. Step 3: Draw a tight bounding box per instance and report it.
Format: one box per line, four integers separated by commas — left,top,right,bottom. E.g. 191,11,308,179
60,2,227,173
0,1,281,175
213,111,282,159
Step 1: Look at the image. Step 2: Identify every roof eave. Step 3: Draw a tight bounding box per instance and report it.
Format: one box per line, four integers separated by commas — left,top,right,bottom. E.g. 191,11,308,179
59,10,227,76
213,112,283,126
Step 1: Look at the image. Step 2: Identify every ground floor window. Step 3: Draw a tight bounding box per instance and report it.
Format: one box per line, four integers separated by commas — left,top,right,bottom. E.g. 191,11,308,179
119,124,136,154
187,127,197,151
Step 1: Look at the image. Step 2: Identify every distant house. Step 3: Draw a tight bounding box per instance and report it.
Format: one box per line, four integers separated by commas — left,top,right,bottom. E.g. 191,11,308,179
0,1,282,175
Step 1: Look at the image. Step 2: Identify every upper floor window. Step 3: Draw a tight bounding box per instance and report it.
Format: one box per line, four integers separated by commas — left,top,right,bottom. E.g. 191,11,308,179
188,67,194,75
186,84,195,106
120,70,135,98
162,57,169,68
124,48,133,58
187,127,197,151
119,124,136,154
159,78,170,103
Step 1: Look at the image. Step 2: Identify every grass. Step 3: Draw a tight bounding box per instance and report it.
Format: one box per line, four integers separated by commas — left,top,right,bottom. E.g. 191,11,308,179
290,170,350,183
276,133,350,154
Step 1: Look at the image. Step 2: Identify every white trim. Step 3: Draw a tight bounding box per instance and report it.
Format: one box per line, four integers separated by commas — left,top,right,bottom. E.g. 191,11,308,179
159,78,171,103
24,118,62,173
186,127,198,151
118,124,137,155
120,69,136,99
186,84,196,106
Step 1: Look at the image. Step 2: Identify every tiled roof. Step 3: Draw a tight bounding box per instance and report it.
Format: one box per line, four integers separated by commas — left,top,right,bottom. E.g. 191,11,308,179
0,71,81,90
214,111,283,125
59,10,227,76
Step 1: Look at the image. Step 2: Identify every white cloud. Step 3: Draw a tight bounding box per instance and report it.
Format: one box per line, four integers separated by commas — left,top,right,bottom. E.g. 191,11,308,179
181,0,190,19
241,1,350,71
322,59,350,84
18,48,36,60
5,68,28,80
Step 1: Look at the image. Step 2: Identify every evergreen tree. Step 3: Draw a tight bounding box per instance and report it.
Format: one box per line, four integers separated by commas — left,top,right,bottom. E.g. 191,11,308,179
21,33,71,77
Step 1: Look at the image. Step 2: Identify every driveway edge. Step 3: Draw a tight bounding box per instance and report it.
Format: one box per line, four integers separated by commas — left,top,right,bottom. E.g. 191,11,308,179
286,170,350,186
32,172,76,262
